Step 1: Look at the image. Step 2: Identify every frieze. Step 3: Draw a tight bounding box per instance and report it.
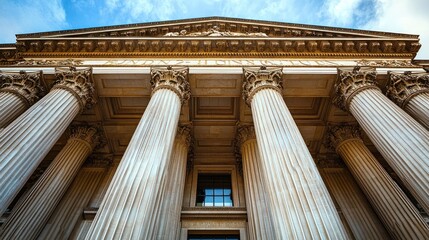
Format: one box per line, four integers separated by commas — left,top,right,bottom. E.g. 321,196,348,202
15,59,83,66
164,26,268,37
357,59,418,68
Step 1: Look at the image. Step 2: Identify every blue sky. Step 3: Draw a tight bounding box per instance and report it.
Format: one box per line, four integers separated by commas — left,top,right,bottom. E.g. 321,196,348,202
1,0,428,58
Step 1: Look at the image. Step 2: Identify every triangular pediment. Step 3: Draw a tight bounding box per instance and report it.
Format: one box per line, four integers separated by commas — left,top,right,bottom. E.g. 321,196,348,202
6,17,420,60
16,17,417,39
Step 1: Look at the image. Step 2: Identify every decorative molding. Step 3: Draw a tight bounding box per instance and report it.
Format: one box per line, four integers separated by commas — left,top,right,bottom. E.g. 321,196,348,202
69,125,100,150
150,66,190,104
326,124,363,151
386,71,429,107
357,59,418,68
242,66,283,106
176,123,193,148
15,59,83,66
53,66,96,110
332,66,379,112
0,70,45,107
15,39,419,59
235,123,256,148
164,26,268,37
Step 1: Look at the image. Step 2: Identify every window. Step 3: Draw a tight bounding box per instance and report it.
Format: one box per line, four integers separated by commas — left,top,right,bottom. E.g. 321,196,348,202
196,173,233,207
188,234,239,240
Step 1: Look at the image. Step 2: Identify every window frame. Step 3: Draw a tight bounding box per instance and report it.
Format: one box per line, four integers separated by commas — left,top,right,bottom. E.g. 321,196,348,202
190,165,238,208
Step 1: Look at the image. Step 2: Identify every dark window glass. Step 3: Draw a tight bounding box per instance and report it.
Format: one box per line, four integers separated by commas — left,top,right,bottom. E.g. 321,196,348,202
188,234,239,240
196,173,233,207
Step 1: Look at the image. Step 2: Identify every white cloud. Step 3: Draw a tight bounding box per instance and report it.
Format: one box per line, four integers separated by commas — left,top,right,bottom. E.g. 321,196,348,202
322,0,363,26
364,0,429,59
0,0,67,43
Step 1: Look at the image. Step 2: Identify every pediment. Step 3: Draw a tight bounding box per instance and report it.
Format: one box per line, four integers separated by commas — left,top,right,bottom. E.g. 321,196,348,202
17,17,417,39
11,17,421,59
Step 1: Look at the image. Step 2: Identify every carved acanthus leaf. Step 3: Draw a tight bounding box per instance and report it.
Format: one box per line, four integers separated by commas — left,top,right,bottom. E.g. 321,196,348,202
357,59,417,68
242,66,283,106
326,124,362,151
53,66,96,110
70,125,100,150
150,66,190,104
386,71,429,107
176,123,193,148
0,70,45,106
332,66,378,112
15,59,83,66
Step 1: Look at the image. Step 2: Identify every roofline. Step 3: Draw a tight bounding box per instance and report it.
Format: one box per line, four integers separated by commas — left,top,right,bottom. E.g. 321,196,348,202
16,16,419,39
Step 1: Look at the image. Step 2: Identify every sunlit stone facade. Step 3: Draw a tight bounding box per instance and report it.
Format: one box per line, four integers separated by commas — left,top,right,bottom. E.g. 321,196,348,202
0,17,429,239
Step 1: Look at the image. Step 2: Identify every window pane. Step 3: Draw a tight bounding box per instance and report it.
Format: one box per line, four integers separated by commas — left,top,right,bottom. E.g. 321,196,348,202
204,196,214,206
196,173,233,207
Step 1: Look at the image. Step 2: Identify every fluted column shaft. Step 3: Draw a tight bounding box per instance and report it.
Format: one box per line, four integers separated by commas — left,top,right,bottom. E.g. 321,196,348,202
0,70,44,128
0,67,94,216
0,126,99,239
334,67,429,214
329,125,429,239
0,92,28,128
157,125,191,240
404,93,429,129
37,167,106,239
387,72,429,129
85,67,190,239
236,125,274,240
243,67,348,239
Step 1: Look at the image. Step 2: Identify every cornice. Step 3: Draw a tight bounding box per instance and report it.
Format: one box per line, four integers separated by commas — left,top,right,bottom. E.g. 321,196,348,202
14,38,419,59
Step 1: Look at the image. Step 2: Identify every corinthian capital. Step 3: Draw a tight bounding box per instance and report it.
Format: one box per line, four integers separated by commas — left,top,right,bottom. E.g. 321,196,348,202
326,124,362,151
176,123,193,148
242,66,283,106
53,67,96,110
386,71,429,107
0,70,45,106
333,66,379,112
69,125,100,150
150,66,190,104
235,123,257,148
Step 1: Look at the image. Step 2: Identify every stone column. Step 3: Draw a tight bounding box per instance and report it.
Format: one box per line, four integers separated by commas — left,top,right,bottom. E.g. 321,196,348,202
0,70,45,128
38,166,106,239
333,66,429,214
235,124,275,240
242,67,348,239
157,124,192,240
85,67,190,239
0,126,99,239
328,124,429,239
0,66,95,216
320,167,390,239
386,71,429,129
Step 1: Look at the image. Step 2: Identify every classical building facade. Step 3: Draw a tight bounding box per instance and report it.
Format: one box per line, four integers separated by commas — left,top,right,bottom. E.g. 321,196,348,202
0,17,429,239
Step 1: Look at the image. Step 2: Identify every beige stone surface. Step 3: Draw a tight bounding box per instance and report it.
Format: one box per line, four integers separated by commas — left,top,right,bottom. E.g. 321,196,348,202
321,168,389,239
237,125,275,240
0,92,28,128
405,92,429,129
0,126,98,239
